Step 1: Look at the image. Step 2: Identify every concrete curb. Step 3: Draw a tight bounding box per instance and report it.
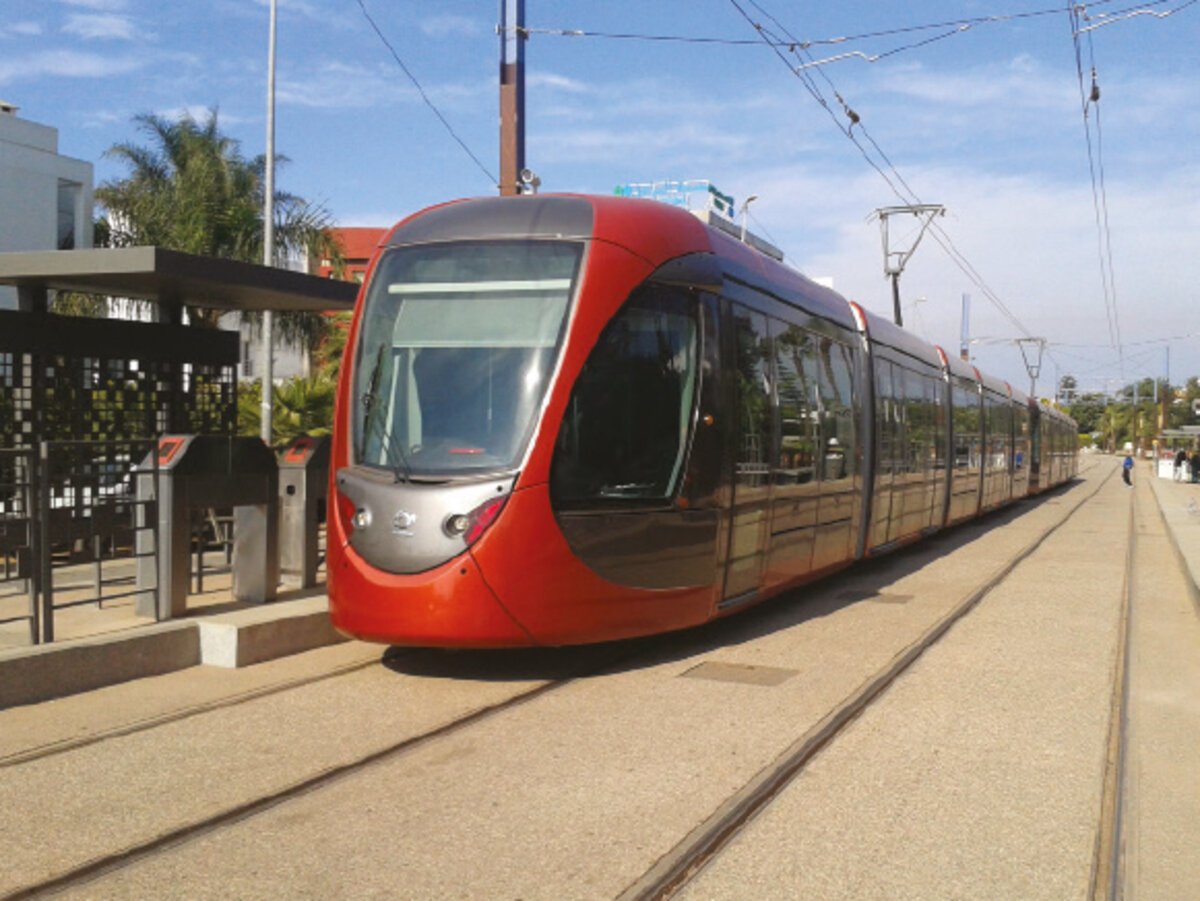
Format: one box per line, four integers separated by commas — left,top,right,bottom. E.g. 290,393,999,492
0,620,200,709
0,597,345,709
1147,476,1200,615
198,597,346,668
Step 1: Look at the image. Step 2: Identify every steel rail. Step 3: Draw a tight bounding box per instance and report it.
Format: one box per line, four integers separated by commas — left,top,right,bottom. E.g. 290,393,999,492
1089,476,1135,900
621,462,1117,901
0,654,384,769
1,670,594,900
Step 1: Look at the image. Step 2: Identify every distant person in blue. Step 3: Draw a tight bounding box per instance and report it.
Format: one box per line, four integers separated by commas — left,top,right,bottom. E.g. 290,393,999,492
1122,451,1134,486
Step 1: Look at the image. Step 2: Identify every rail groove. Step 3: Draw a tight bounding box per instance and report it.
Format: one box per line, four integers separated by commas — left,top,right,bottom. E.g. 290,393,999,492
1089,478,1136,900
0,654,382,769
621,465,1117,901
2,673,585,900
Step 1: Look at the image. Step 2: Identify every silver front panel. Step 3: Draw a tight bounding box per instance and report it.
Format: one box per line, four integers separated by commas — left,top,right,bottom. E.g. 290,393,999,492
335,467,515,575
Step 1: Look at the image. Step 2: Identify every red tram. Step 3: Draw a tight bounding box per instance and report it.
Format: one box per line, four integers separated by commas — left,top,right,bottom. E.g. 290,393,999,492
327,195,1077,647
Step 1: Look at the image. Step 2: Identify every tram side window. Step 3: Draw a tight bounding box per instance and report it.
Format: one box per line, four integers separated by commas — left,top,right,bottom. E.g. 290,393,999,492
772,324,817,485
952,379,980,471
1014,405,1030,470
933,378,948,472
989,397,1012,470
876,362,897,477
817,337,856,483
550,286,699,506
733,307,773,489
904,367,932,476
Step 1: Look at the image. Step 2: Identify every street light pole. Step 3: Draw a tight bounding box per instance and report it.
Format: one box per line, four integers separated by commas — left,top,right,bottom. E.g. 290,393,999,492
260,0,277,446
739,194,758,242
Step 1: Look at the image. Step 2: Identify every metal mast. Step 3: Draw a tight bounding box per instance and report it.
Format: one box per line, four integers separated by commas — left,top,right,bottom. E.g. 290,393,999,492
871,204,944,327
499,0,526,196
260,0,277,445
1017,337,1046,399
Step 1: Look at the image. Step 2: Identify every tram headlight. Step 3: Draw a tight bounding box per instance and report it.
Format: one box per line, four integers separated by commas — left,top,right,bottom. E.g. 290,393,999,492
453,495,509,546
336,489,370,534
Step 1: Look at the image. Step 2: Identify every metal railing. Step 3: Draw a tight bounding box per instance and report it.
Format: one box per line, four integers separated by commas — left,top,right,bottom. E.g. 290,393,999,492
31,439,160,644
0,447,36,644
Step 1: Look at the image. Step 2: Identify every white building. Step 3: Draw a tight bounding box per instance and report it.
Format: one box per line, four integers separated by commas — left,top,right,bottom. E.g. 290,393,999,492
0,101,94,309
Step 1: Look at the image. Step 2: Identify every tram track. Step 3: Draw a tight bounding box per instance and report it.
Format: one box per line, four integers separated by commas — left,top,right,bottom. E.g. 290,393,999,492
4,463,1117,899
621,462,1122,901
0,653,382,769
1089,481,1135,901
2,665,603,900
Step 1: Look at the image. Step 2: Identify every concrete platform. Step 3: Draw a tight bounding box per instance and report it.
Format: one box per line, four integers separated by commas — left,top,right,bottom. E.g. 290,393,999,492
1147,474,1200,609
0,568,344,708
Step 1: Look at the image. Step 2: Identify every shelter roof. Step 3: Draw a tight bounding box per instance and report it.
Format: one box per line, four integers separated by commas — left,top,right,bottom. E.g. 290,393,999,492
0,246,356,312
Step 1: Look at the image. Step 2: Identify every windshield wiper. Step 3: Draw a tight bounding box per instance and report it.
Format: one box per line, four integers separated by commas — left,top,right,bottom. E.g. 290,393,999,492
359,344,413,483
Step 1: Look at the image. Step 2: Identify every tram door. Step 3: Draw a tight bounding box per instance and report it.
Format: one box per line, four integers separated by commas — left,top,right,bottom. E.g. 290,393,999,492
722,306,772,603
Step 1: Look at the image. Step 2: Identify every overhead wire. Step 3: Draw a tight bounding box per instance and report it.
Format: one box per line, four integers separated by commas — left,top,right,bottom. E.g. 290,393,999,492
351,0,497,188
525,1,1184,64
1068,2,1123,374
731,0,1045,358
1073,0,1197,32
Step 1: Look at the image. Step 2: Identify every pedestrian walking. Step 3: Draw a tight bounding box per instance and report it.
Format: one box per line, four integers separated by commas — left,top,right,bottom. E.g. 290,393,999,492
1191,449,1200,484
1122,452,1134,486
1175,448,1188,481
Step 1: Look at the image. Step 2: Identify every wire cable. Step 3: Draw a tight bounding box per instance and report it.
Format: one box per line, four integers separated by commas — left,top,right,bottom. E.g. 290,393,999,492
732,0,1042,349
351,0,498,188
526,1,1185,67
1068,2,1123,367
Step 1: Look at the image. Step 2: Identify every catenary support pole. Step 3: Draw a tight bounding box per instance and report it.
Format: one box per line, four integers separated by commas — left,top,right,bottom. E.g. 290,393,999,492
499,0,525,196
261,0,277,445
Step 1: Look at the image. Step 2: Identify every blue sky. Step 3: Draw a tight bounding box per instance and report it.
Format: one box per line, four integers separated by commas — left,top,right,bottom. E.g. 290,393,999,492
3,0,1198,396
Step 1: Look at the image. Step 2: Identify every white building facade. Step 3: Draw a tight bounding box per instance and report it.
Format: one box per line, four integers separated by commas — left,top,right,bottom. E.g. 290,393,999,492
0,102,94,309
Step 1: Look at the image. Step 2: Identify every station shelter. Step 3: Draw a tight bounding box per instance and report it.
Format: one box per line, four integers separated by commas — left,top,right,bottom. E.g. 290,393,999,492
0,246,356,643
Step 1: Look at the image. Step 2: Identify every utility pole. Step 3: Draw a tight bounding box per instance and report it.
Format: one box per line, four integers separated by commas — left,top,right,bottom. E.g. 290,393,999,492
871,204,944,327
261,0,277,446
498,0,526,196
959,293,970,362
1162,346,1170,432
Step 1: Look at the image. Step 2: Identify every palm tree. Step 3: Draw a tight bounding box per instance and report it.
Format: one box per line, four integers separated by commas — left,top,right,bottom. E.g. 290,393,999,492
96,108,342,328
237,375,335,448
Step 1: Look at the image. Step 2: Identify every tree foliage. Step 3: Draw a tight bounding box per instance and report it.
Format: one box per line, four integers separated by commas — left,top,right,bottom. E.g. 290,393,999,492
1063,372,1200,452
95,108,343,328
237,375,336,448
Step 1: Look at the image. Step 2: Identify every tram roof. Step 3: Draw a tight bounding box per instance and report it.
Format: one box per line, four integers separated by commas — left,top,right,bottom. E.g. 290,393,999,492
0,246,357,313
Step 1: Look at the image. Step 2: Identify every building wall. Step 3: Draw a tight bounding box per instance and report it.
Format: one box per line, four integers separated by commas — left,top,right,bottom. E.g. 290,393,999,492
314,226,387,283
0,105,94,309
220,311,310,384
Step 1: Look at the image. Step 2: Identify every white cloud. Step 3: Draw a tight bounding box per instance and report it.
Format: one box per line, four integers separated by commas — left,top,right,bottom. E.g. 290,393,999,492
276,60,488,110
421,14,483,39
0,49,144,86
63,13,136,40
3,21,44,38
879,58,1077,112
276,62,413,109
528,72,590,94
59,0,129,9
154,105,247,128
747,161,1200,389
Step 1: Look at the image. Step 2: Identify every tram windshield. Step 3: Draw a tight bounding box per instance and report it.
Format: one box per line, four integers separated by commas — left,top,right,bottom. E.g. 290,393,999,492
353,241,581,478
